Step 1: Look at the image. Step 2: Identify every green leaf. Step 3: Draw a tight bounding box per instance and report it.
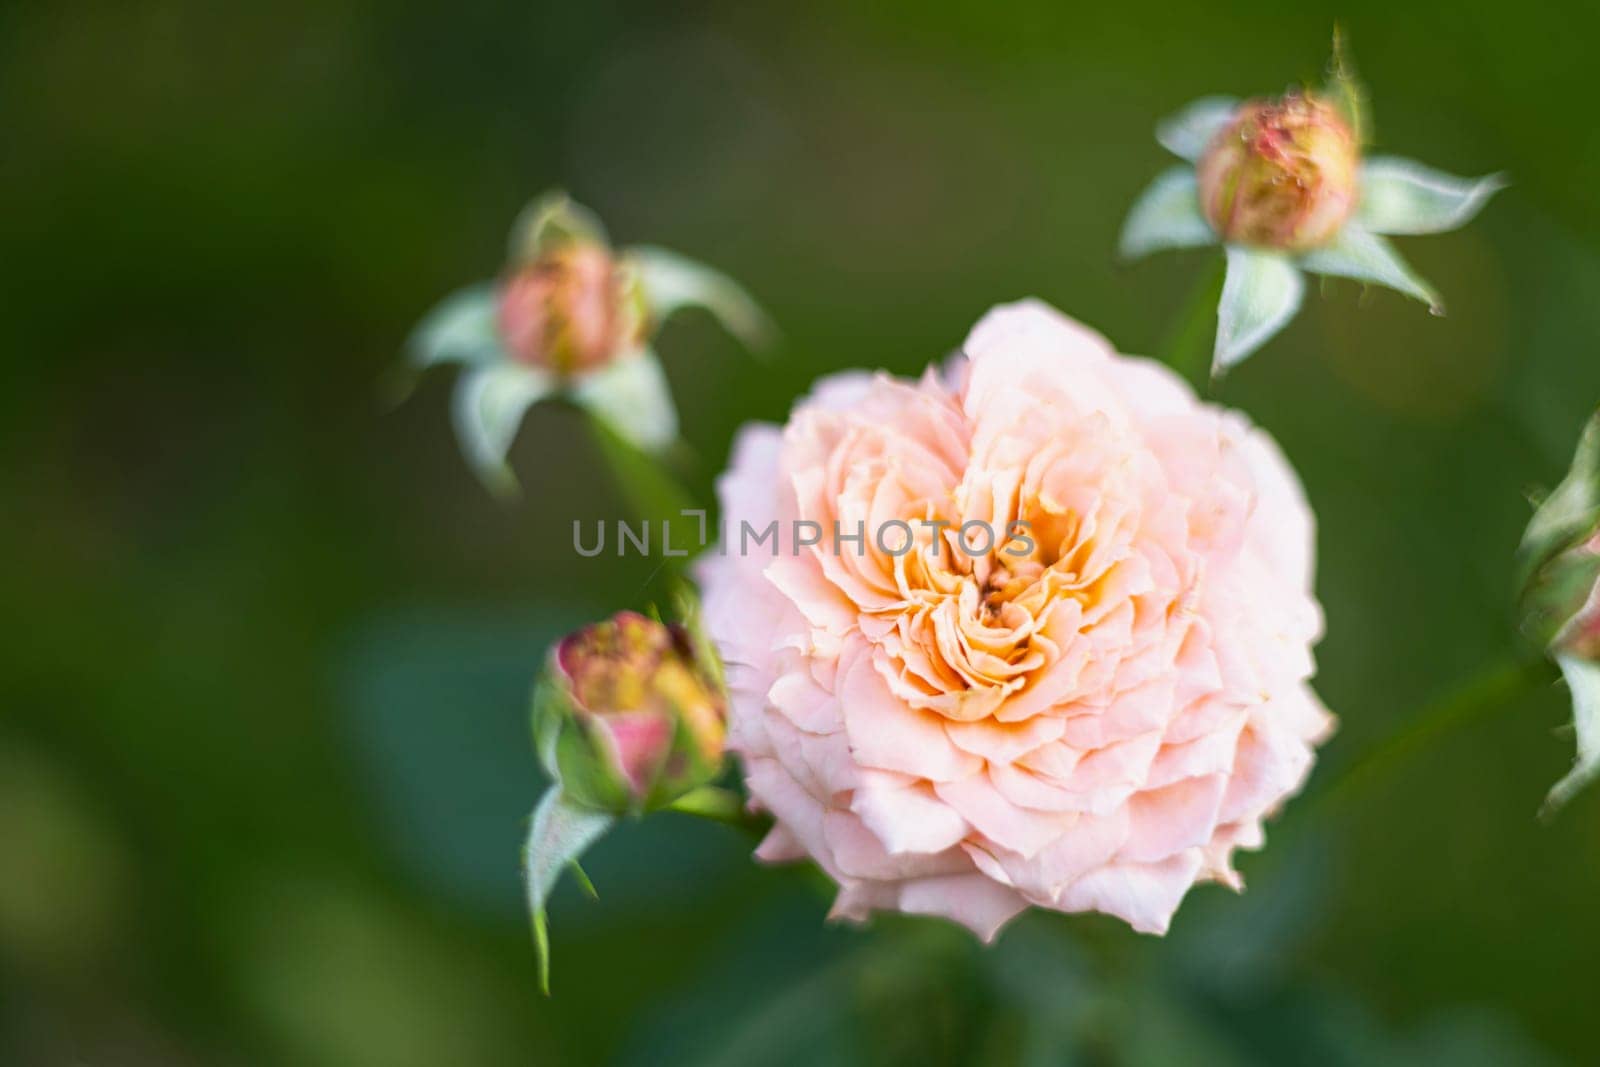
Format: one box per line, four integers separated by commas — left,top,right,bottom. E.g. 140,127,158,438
450,362,555,497
1297,224,1442,312
523,785,614,994
627,245,775,354
570,348,679,454
1155,95,1239,161
1118,167,1216,260
1544,654,1600,816
1357,157,1507,236
508,191,610,265
1214,246,1303,375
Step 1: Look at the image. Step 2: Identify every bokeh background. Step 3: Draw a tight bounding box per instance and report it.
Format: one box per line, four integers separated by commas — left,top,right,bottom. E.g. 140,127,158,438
6,1,1600,1063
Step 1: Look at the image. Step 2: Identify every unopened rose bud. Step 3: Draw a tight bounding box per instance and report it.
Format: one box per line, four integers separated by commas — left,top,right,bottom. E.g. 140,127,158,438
1197,93,1359,251
537,611,726,813
497,242,646,375
1529,532,1600,660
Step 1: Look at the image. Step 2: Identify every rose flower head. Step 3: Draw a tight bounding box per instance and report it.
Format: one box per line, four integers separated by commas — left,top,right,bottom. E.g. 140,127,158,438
697,300,1333,940
1120,38,1504,376
536,610,727,814
401,191,773,494
1196,92,1358,252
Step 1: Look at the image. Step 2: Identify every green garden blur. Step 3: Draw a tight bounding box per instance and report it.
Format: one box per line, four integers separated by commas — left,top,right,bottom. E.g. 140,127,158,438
4,1,1599,1063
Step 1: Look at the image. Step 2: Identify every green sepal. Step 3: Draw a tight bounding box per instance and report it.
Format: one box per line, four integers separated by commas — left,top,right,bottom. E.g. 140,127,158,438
670,580,726,690
569,348,679,456
523,784,614,994
1356,157,1506,237
553,713,641,814
384,282,508,407
1297,225,1442,313
1515,410,1600,639
508,191,609,267
449,361,555,498
533,670,642,815
1155,95,1240,162
667,784,746,824
1322,26,1371,146
640,710,723,812
1516,410,1600,590
1213,246,1303,376
1118,167,1215,260
1545,655,1600,817
626,245,775,355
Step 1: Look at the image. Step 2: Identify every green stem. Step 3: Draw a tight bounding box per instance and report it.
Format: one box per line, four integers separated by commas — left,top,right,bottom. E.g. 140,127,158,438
668,785,771,838
1160,255,1226,391
1307,655,1556,818
585,414,697,530
668,784,743,822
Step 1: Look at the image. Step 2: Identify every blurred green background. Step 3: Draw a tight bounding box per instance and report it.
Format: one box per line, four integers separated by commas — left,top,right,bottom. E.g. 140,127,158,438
5,1,1600,1063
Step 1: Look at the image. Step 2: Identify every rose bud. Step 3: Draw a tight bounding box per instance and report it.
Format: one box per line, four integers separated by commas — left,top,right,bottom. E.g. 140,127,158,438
1553,538,1600,660
535,611,727,814
497,241,647,376
1196,92,1360,252
1522,525,1600,657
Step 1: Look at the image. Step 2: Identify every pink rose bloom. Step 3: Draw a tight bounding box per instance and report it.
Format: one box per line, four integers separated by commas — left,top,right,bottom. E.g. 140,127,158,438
697,300,1332,939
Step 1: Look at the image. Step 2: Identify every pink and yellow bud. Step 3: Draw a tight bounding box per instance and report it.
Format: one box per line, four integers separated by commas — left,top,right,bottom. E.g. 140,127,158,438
497,242,646,375
1543,533,1600,660
1197,93,1360,252
539,611,726,812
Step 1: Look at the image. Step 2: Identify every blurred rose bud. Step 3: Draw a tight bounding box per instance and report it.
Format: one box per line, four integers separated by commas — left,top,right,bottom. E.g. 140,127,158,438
1553,537,1600,659
1522,528,1600,658
497,242,646,375
536,611,726,813
1197,93,1359,251
1517,412,1600,814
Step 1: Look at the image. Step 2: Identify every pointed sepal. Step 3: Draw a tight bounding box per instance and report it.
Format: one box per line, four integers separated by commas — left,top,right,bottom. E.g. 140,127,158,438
1516,410,1600,639
1118,167,1216,260
384,283,509,407
1156,95,1240,161
569,348,679,455
1322,25,1371,146
1356,157,1506,236
509,191,610,267
523,785,614,994
408,283,507,370
450,362,555,497
627,245,775,354
1297,224,1442,312
1213,246,1304,376
1545,655,1600,817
